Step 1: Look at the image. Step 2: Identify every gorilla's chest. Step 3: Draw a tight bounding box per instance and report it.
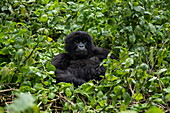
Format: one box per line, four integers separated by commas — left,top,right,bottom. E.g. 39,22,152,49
67,56,103,81
69,56,101,68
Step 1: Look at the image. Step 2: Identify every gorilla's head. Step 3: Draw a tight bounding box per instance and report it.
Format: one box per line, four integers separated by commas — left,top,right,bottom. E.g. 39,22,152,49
64,31,95,59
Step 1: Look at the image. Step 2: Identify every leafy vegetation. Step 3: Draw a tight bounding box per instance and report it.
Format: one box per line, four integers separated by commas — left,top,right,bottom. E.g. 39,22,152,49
0,0,169,112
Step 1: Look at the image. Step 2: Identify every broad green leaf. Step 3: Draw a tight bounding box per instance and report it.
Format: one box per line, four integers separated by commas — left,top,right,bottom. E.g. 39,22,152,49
140,63,149,71
165,93,170,101
0,66,9,77
15,49,24,61
98,99,106,106
0,107,4,113
46,62,56,71
114,85,123,95
37,28,49,35
134,6,144,12
7,93,35,113
157,69,167,75
123,92,131,105
163,87,170,93
125,58,134,66
39,14,48,22
48,92,56,99
20,5,27,15
145,107,164,113
97,91,103,98
119,111,137,113
65,88,72,97
149,23,156,33
132,93,143,101
129,34,136,44
41,0,49,4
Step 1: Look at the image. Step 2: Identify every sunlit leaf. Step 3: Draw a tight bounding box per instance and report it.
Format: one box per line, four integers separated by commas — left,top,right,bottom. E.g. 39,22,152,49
134,6,144,12
149,23,156,33
48,92,56,99
125,58,134,66
132,93,143,101
157,69,167,75
145,107,164,113
119,111,137,113
165,93,170,101
163,87,170,93
39,14,48,22
65,88,72,97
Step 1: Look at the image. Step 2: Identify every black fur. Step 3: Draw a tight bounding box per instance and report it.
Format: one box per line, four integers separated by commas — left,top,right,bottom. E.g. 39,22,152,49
52,31,116,87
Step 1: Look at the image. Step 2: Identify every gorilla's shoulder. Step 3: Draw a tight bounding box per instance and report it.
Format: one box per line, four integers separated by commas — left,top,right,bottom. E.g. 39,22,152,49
51,53,70,69
93,47,118,60
93,47,110,60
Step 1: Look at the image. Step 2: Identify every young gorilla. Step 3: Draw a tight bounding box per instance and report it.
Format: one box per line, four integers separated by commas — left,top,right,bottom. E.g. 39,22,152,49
52,31,116,87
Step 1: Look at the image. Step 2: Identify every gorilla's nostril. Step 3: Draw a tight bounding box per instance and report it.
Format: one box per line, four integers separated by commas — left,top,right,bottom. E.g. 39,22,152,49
78,42,85,50
79,45,84,48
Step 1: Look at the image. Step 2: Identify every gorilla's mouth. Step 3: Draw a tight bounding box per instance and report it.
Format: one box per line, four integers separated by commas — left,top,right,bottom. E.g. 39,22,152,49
74,50,88,58
76,50,87,55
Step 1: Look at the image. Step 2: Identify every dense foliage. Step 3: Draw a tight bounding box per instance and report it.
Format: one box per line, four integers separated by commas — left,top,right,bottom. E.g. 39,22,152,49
0,0,170,112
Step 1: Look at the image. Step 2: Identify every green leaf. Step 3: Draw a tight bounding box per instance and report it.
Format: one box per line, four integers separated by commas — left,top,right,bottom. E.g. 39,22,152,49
125,58,134,66
39,14,48,22
149,23,156,33
46,61,56,71
20,5,27,15
134,6,144,12
114,85,123,96
132,93,143,101
145,107,164,113
15,49,24,61
165,93,170,101
41,0,49,4
0,66,9,77
0,107,4,113
76,102,84,111
157,69,167,75
98,99,106,106
37,28,49,35
123,92,131,105
65,88,72,97
120,104,126,111
129,34,136,44
140,63,149,71
34,83,44,90
97,91,103,98
119,111,137,113
48,92,56,99
7,93,35,113
163,87,170,93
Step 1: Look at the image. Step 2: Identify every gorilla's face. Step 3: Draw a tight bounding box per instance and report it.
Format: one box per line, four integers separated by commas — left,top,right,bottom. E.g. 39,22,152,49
64,31,94,59
73,36,88,57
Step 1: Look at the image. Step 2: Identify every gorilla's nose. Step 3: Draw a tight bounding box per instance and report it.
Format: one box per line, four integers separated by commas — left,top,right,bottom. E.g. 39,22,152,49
78,42,85,50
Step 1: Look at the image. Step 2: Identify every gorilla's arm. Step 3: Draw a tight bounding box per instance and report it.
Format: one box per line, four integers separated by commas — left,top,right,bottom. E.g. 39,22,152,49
52,53,86,86
51,53,70,69
93,47,118,60
55,69,86,87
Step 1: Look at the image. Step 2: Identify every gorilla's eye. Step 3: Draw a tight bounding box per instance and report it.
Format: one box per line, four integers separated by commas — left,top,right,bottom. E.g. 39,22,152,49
81,40,86,43
74,40,80,44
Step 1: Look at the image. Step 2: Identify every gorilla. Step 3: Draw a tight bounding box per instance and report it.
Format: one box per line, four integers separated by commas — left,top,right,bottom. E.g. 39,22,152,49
52,31,117,87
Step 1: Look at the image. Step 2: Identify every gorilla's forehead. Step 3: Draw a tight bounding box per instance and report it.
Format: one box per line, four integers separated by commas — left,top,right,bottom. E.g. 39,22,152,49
65,31,93,43
72,35,88,41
